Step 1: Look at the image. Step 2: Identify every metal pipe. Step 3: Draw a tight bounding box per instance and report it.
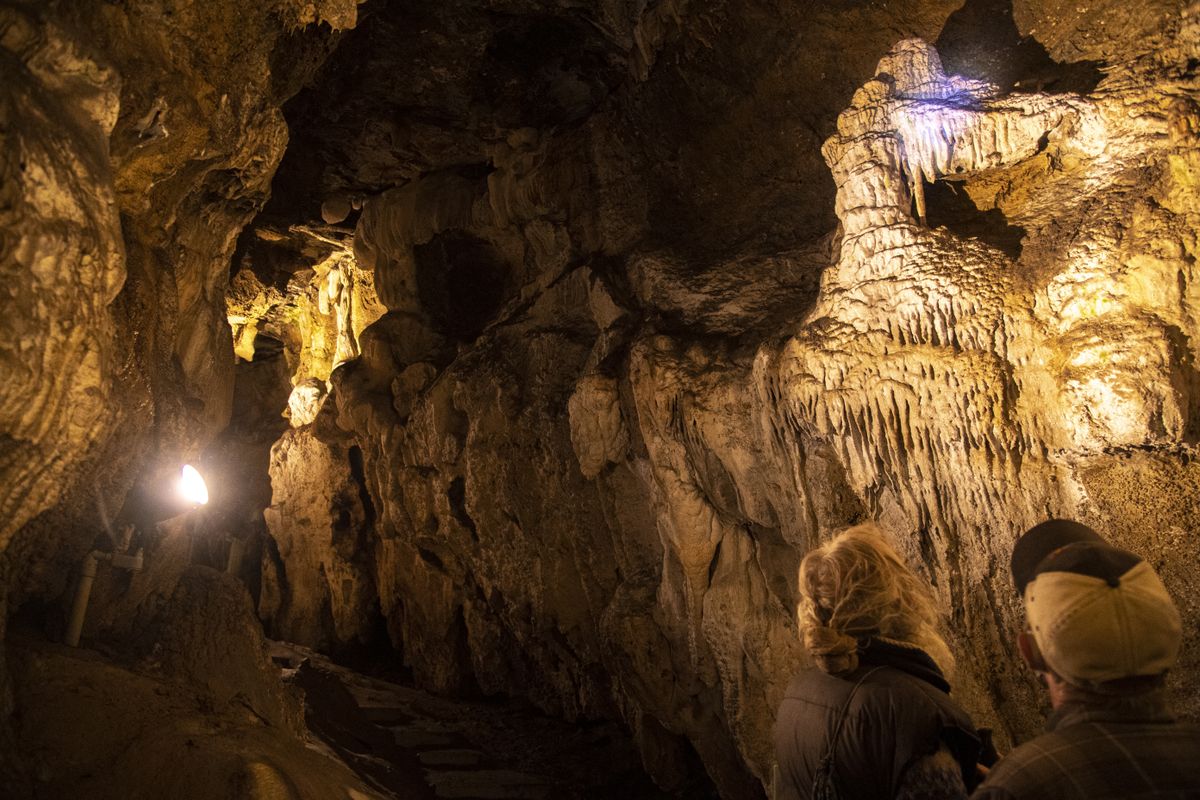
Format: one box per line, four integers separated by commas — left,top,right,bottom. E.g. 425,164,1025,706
226,537,245,577
63,548,141,647
64,551,106,647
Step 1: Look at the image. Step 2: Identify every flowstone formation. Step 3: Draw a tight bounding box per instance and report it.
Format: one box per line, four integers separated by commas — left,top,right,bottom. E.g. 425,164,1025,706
226,229,388,652
0,5,124,555
768,33,1200,722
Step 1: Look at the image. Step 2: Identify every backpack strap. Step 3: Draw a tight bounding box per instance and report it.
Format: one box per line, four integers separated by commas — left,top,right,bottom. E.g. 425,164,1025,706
813,666,885,800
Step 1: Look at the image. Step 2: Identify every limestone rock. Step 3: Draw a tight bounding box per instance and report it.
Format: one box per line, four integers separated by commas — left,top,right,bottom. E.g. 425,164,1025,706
1012,0,1190,63
0,6,124,551
287,378,327,427
1,0,354,605
568,374,629,479
151,566,302,733
7,1,1200,798
0,0,359,781
273,0,361,32
261,422,378,651
273,20,1200,796
766,35,1200,733
9,635,385,800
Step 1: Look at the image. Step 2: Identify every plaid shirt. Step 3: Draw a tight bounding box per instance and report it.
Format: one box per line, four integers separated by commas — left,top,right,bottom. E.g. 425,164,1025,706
971,691,1200,800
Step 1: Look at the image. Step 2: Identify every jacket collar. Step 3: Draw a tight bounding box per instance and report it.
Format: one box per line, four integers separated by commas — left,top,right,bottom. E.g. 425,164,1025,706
857,637,951,693
1047,688,1176,732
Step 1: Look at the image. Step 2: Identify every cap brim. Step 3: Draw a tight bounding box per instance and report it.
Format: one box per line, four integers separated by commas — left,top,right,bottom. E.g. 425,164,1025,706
1011,519,1106,596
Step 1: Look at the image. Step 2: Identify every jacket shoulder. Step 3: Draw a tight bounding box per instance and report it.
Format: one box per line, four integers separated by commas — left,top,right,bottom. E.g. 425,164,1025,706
975,721,1200,800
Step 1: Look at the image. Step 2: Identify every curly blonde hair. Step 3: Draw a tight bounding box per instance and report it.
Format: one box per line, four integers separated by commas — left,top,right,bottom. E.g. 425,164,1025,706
799,522,954,677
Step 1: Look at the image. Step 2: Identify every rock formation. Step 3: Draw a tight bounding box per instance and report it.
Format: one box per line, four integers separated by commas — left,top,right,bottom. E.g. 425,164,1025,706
0,0,357,791
242,3,1200,795
769,26,1200,734
8,567,388,800
3,0,1199,797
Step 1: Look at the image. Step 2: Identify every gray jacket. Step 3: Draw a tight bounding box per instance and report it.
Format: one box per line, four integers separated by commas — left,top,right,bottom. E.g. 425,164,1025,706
774,641,980,800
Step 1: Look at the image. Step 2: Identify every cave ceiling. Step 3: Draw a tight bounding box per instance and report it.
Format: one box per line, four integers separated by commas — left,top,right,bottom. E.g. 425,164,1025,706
263,0,1046,257
253,0,1141,282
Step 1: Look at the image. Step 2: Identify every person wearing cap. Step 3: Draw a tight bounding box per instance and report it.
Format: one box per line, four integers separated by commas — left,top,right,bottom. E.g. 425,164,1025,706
972,519,1200,799
775,523,985,800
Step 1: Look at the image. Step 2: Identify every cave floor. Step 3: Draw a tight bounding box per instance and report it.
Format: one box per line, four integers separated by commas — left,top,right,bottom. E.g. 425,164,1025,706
8,634,682,800
269,642,677,800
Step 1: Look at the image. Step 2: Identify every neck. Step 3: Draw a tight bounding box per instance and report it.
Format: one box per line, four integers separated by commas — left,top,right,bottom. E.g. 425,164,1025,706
1045,672,1071,709
1044,672,1173,714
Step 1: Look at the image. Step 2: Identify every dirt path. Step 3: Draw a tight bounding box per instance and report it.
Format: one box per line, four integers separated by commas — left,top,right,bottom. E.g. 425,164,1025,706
271,643,707,800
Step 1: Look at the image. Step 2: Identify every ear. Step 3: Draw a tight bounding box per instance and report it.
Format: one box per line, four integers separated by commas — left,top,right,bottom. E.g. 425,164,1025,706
1017,629,1048,673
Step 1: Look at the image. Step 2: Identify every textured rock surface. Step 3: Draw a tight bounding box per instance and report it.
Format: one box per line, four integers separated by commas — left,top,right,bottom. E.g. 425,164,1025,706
766,26,1200,730
4,0,1200,798
9,635,386,800
1,0,352,600
0,0,356,787
0,4,124,553
248,4,1200,796
152,566,303,732
260,416,380,650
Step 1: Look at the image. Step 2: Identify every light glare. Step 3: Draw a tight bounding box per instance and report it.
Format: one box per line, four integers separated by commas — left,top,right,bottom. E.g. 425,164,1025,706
177,464,209,506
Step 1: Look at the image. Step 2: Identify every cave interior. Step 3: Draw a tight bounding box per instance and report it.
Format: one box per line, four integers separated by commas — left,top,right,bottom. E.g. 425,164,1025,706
2,0,1200,797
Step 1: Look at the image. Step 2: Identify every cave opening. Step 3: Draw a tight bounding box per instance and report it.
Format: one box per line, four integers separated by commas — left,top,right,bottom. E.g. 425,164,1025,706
413,231,511,342
921,178,1026,259
934,0,1103,94
5,0,1200,798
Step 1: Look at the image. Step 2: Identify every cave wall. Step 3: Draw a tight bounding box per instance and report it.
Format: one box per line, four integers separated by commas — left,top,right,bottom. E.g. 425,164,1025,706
0,0,348,604
3,0,1200,798
770,30,1200,736
0,0,359,787
253,3,1200,797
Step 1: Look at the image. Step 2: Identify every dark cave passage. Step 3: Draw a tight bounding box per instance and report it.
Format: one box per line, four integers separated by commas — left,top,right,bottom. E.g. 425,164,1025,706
414,231,511,342
922,178,1026,260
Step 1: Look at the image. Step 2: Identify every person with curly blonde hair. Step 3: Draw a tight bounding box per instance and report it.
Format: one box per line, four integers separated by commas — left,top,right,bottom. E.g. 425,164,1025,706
774,522,984,800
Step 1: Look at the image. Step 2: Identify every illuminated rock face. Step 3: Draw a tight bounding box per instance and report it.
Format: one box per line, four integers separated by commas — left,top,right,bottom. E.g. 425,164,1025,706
260,420,379,651
0,1,358,789
769,32,1200,723
301,22,1200,799
0,0,356,573
226,241,385,395
0,7,124,553
227,237,387,652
